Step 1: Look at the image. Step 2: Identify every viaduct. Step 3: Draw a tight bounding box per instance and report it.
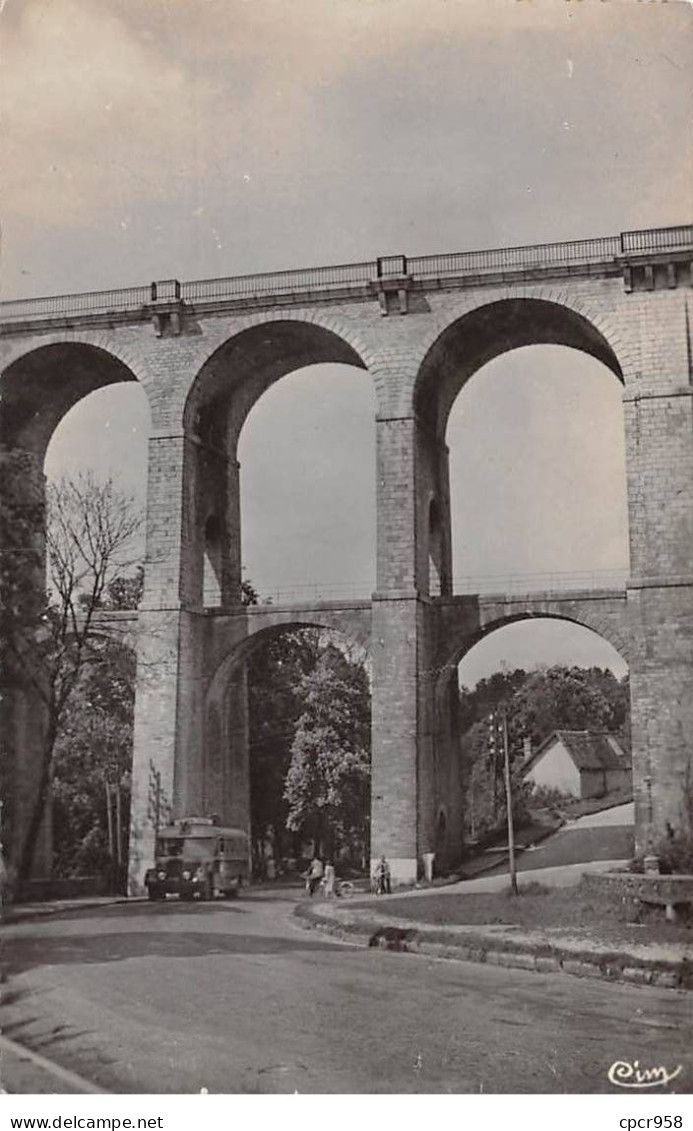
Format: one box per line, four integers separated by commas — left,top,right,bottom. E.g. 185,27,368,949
1,224,692,886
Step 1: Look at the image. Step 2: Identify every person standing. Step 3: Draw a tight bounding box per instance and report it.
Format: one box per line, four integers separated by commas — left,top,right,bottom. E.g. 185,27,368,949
307,855,324,896
374,855,391,895
323,861,336,897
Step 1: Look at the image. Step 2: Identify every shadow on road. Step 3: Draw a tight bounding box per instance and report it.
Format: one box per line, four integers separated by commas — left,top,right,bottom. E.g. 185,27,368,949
3,925,353,976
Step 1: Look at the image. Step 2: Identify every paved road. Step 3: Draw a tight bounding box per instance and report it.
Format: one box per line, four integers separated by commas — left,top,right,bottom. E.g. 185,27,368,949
567,802,634,828
2,893,691,1094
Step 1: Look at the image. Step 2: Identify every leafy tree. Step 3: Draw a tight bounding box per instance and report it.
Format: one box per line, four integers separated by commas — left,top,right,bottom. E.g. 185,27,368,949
0,473,46,876
460,665,631,839
51,638,135,883
283,644,371,862
247,628,323,868
241,578,259,606
1,471,143,881
102,565,144,611
510,666,629,749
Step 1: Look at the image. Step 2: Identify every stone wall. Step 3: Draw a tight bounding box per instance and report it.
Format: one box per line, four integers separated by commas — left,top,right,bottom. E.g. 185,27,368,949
1,246,691,887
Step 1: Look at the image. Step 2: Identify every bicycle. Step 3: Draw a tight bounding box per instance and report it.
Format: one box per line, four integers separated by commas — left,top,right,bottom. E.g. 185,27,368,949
319,877,356,898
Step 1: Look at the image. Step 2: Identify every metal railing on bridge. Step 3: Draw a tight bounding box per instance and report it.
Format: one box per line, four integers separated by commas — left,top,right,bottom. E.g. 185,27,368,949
215,580,377,607
0,284,152,323
181,260,377,304
1,224,690,324
211,569,629,607
444,568,629,596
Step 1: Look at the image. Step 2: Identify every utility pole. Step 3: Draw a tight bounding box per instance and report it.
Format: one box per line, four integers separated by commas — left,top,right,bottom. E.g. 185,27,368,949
488,707,518,895
105,782,114,861
501,709,518,895
154,769,161,835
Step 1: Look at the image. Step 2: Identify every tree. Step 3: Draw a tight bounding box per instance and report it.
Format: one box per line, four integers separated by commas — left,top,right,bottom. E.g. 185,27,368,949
459,665,631,839
241,578,259,607
283,644,371,862
247,628,323,868
51,638,136,883
0,471,46,878
510,666,629,749
103,565,144,611
1,471,143,881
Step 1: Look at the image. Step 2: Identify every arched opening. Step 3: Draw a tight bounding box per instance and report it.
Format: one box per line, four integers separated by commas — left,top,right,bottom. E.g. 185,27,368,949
1,342,143,458
446,346,629,587
205,622,372,880
415,298,622,437
452,617,632,865
413,299,628,594
239,364,376,600
0,342,148,883
44,381,149,500
184,320,375,607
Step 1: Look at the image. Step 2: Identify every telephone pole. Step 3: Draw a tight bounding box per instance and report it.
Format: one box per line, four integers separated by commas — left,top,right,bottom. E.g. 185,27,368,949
488,707,518,895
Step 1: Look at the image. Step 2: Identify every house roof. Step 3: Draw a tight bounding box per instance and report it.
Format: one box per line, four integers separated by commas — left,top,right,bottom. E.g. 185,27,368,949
524,730,631,775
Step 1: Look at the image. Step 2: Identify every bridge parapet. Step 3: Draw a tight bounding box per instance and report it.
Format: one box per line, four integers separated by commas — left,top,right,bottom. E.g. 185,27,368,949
1,224,689,331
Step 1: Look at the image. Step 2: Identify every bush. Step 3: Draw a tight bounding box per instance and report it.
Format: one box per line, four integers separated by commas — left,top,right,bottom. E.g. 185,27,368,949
529,785,574,809
656,832,693,875
504,880,551,898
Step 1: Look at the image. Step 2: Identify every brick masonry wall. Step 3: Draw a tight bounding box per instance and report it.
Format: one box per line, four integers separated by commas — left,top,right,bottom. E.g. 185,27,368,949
375,417,417,593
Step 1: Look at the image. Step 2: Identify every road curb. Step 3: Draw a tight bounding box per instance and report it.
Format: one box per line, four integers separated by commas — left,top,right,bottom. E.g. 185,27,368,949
294,904,692,991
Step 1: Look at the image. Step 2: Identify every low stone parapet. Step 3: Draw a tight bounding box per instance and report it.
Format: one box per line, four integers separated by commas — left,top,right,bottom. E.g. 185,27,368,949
582,871,693,922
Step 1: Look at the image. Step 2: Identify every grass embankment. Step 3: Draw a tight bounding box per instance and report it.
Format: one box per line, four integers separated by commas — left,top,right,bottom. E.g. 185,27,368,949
349,879,692,949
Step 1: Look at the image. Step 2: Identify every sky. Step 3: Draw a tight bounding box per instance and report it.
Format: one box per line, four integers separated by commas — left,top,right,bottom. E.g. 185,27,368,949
5,0,690,684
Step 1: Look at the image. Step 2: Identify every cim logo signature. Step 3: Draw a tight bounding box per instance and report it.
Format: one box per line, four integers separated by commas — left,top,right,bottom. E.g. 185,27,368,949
608,1060,682,1089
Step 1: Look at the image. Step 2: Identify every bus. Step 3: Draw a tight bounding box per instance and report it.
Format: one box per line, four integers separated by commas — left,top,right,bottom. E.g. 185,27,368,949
145,817,250,901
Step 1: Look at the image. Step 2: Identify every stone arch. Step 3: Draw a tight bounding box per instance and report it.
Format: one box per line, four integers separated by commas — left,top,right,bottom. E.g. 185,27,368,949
0,338,146,458
207,609,372,699
440,606,630,676
413,295,625,439
0,339,149,881
177,318,377,610
202,617,372,852
180,311,378,443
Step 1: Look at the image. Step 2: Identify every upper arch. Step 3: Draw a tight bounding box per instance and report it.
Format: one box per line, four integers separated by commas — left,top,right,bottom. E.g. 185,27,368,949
0,339,144,458
414,296,624,437
182,314,374,447
206,614,372,708
436,607,630,682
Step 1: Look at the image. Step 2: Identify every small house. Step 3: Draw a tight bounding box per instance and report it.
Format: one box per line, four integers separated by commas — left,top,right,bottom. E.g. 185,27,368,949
523,730,631,800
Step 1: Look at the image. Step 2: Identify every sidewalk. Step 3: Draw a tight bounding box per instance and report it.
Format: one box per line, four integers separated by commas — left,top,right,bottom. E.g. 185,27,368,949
380,857,630,898
295,862,693,993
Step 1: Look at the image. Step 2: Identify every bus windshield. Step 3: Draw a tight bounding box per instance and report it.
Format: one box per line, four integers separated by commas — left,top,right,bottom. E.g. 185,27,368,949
156,837,214,862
